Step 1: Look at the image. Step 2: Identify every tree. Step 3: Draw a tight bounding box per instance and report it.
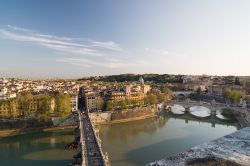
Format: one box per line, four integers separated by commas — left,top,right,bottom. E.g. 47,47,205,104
54,93,71,118
131,99,139,107
157,93,166,103
17,93,33,117
36,94,52,122
235,77,241,85
8,99,18,118
144,94,158,105
96,97,104,111
224,88,246,104
105,100,114,112
118,100,127,110
196,87,202,94
160,86,173,100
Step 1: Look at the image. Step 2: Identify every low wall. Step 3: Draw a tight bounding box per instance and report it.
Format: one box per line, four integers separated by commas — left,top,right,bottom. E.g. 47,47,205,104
89,105,157,124
146,127,250,166
89,112,112,123
244,110,250,123
111,105,157,121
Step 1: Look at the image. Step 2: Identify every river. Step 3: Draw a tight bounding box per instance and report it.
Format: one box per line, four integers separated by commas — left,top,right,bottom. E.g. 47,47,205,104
0,108,239,166
0,129,76,166
99,112,239,166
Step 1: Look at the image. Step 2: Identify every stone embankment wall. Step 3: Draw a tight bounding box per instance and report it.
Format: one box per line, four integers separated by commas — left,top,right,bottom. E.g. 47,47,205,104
244,110,250,123
56,115,78,127
111,105,157,121
89,105,157,123
233,108,250,127
89,112,112,124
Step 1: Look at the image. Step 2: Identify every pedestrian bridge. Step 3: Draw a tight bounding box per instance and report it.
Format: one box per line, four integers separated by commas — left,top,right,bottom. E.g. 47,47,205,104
76,110,110,166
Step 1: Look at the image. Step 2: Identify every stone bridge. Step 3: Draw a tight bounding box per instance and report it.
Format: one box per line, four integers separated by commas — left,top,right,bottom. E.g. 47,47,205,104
166,99,227,114
164,99,250,127
173,91,194,98
77,109,110,166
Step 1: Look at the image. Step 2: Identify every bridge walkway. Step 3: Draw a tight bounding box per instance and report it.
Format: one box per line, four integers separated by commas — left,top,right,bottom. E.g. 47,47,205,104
78,109,108,166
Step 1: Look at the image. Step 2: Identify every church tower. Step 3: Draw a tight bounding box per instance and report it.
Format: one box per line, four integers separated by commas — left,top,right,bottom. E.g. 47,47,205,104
139,76,144,85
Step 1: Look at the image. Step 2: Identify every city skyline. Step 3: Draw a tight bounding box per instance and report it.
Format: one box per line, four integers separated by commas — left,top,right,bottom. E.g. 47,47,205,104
1,0,250,78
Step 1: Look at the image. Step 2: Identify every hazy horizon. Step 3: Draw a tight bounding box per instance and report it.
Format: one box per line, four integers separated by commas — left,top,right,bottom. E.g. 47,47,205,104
1,72,250,80
1,0,250,78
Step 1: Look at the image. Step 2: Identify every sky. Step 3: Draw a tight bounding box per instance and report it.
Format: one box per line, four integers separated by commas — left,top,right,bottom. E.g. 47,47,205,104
0,0,250,78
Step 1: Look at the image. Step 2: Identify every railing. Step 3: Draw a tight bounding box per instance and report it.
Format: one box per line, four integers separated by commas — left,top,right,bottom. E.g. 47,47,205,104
87,112,109,165
78,111,89,166
78,109,109,166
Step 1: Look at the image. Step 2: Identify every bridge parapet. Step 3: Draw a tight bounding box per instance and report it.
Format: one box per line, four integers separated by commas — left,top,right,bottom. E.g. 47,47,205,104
166,100,227,114
77,110,110,166
78,111,88,166
88,113,110,166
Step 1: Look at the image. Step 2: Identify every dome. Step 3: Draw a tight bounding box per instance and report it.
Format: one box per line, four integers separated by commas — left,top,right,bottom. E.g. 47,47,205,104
139,76,144,84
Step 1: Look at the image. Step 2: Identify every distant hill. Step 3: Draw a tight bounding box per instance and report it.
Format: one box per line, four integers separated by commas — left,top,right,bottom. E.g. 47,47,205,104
78,74,184,83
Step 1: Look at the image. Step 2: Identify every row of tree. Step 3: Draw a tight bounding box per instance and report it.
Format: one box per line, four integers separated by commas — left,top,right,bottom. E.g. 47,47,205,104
104,93,170,112
0,93,71,121
81,74,184,83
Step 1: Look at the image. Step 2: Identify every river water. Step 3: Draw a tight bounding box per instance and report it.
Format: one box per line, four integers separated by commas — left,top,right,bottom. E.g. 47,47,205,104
0,108,239,166
0,129,77,166
99,112,239,166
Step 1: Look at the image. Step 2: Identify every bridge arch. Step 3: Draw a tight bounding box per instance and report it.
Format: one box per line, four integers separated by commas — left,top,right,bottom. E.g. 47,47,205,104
173,91,194,98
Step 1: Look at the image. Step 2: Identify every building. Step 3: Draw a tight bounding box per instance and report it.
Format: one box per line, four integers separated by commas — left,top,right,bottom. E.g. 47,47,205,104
242,80,250,95
109,77,151,102
70,94,78,112
0,94,72,118
208,85,226,96
0,87,8,97
208,84,243,96
85,93,104,112
0,87,17,100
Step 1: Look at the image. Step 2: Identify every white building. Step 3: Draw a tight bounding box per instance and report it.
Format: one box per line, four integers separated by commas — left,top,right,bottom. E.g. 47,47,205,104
0,87,7,97
70,94,78,112
0,87,16,100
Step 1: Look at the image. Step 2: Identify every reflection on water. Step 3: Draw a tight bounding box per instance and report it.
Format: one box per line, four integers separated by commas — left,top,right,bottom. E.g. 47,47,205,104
99,113,239,166
171,105,185,115
22,149,75,160
0,130,76,166
0,112,239,166
216,110,226,120
189,106,211,118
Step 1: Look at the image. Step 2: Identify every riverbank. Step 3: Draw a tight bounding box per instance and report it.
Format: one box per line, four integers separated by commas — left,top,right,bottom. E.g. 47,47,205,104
0,112,157,137
90,104,158,125
0,125,77,138
94,114,157,125
0,114,157,137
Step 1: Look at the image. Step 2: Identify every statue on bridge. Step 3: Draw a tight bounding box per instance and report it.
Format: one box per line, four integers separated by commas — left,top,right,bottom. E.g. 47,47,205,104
211,99,216,107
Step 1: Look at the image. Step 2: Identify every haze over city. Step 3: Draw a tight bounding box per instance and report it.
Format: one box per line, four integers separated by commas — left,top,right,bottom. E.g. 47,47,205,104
1,1,250,166
1,0,250,78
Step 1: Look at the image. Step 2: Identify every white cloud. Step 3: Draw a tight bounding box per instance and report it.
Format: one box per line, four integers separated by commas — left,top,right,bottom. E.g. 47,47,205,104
90,41,123,51
39,43,101,56
7,25,33,33
0,25,150,69
57,57,143,69
0,25,123,56
161,50,169,55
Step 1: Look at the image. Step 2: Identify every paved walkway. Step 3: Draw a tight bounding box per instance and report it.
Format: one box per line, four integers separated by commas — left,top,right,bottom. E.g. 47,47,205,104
79,111,106,166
